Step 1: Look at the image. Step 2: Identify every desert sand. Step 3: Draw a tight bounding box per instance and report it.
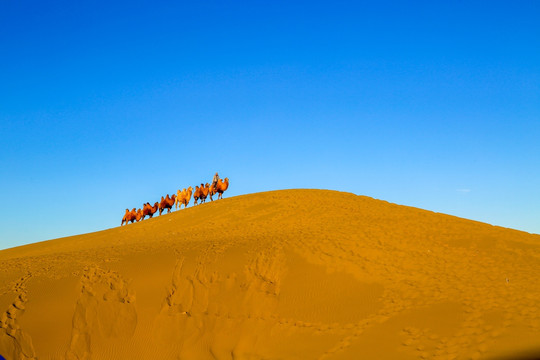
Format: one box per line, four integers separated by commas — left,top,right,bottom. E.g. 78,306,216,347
1,189,539,360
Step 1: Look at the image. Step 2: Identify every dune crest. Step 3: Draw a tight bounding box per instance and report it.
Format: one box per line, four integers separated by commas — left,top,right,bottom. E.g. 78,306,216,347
1,189,539,359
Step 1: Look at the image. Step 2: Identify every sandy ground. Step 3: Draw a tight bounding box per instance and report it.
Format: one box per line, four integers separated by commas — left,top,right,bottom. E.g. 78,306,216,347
0,189,539,360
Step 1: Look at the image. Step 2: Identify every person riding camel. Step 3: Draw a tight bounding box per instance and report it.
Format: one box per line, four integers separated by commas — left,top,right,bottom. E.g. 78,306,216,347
212,172,220,189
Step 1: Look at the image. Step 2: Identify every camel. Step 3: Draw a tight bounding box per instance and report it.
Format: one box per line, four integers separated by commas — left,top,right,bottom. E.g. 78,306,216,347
216,177,229,200
175,189,185,210
142,202,159,220
121,209,130,226
209,182,217,201
121,208,137,225
135,208,143,222
184,186,193,207
167,194,176,212
193,186,201,205
128,208,137,224
176,186,193,209
200,183,210,204
158,196,165,214
159,194,176,215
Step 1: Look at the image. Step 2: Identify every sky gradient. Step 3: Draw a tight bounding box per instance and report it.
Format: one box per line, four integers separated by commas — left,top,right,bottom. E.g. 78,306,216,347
1,1,539,249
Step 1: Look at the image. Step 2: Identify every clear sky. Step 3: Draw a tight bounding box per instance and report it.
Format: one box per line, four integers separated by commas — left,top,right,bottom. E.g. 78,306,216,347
1,1,539,250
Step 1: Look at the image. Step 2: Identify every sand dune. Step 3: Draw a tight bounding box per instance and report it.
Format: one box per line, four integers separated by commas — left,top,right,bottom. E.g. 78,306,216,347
1,189,539,359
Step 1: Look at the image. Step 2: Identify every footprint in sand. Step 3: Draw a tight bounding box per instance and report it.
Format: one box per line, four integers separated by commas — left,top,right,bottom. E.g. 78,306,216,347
66,266,137,360
155,249,283,359
0,274,36,360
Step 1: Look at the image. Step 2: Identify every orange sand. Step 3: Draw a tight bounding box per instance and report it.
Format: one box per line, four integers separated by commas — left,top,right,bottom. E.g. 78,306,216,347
1,189,539,359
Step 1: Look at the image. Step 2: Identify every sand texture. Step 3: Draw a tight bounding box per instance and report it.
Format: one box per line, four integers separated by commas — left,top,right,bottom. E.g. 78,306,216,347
1,189,539,359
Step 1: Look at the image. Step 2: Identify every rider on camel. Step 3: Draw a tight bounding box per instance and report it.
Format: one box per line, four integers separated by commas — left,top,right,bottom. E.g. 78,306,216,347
212,172,220,189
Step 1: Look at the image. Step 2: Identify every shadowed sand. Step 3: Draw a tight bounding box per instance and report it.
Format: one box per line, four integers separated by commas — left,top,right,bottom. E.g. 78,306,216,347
0,189,539,359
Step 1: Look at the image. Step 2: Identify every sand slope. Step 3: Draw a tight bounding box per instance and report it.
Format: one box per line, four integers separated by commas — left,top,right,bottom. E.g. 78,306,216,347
1,189,539,359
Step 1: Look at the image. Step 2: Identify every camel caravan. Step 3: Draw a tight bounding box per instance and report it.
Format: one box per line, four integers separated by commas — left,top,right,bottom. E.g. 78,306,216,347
121,175,229,226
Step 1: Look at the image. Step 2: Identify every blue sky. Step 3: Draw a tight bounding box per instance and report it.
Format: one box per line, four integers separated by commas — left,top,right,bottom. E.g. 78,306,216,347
1,1,539,249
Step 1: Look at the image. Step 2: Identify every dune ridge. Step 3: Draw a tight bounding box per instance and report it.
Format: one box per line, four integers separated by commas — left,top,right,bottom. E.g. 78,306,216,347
1,189,539,359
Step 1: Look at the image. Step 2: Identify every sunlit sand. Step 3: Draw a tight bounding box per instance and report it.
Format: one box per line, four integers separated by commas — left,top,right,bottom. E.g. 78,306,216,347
1,190,539,359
